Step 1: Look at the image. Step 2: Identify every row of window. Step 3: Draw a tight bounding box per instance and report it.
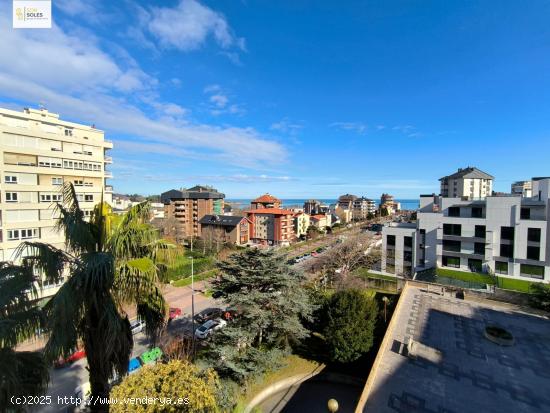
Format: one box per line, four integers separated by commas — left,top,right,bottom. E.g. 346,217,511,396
4,175,97,185
7,228,39,241
443,256,545,279
4,193,94,203
442,224,541,243
447,206,541,221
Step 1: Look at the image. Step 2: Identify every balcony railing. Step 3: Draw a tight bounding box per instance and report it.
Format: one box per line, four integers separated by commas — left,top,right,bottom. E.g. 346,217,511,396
105,185,113,192
104,171,113,178
104,156,113,163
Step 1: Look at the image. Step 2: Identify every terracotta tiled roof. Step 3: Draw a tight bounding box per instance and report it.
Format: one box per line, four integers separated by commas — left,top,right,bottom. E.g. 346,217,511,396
310,214,326,220
246,208,294,215
252,193,281,203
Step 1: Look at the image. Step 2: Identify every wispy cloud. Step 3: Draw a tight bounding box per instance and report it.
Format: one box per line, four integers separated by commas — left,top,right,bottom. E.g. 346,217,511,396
203,85,246,116
330,122,368,134
270,118,303,135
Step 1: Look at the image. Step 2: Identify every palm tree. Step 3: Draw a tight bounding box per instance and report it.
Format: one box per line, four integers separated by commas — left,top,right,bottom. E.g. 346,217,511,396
0,261,49,411
18,183,172,412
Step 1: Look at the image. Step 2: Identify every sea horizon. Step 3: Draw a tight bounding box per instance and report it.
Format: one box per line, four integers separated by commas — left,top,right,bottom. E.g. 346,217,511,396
226,198,420,211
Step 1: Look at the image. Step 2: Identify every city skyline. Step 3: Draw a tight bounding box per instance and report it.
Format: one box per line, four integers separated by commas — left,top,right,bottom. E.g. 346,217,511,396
1,1,550,197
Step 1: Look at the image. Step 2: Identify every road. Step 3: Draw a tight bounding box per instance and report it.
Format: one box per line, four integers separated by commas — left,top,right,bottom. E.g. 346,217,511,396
35,286,219,413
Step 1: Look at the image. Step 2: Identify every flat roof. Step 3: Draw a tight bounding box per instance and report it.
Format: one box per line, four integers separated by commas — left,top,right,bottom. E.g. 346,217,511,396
358,283,550,413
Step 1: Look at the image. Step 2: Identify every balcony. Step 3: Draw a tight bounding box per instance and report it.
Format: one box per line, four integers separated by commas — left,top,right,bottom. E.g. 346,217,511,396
104,171,113,178
105,185,113,193
104,156,113,164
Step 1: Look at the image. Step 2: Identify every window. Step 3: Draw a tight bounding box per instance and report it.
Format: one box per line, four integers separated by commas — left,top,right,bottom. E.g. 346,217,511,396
387,235,396,246
386,264,395,274
6,192,18,202
404,251,413,262
7,228,38,241
501,226,515,241
64,129,73,136
442,256,460,268
443,223,461,236
528,228,541,243
7,230,19,240
74,180,84,186
471,207,483,218
527,246,540,261
52,177,63,185
500,243,514,258
520,208,531,220
468,259,482,272
474,242,485,255
495,261,508,275
404,236,413,248
386,248,395,258
520,264,544,279
40,194,62,202
4,175,17,184
475,225,486,239
448,207,460,217
84,194,94,202
443,239,461,252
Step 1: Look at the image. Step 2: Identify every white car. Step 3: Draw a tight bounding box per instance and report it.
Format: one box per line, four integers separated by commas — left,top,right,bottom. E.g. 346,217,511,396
130,320,145,335
195,318,227,339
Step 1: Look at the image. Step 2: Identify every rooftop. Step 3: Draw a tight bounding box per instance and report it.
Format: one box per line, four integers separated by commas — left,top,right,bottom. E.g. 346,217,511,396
359,283,550,413
252,193,281,204
198,214,247,227
246,207,295,215
440,167,494,181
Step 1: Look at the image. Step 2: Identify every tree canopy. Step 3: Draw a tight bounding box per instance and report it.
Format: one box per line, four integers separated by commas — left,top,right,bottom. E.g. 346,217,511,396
110,360,220,413
206,248,314,380
322,289,378,363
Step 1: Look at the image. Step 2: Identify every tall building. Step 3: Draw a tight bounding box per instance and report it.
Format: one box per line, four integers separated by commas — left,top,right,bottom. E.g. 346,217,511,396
511,180,532,198
439,167,494,199
246,194,295,246
337,193,357,209
161,185,225,242
0,107,113,297
382,176,550,283
303,199,321,215
353,197,376,220
250,193,281,209
294,212,310,239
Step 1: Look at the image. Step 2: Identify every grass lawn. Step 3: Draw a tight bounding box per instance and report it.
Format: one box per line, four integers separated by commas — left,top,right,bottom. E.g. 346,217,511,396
496,277,540,293
354,267,400,282
172,269,217,287
436,268,496,285
234,354,323,410
166,255,215,281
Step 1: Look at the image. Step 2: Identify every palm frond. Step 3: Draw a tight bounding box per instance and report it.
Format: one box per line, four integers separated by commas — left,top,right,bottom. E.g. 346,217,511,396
112,258,159,306
14,242,70,285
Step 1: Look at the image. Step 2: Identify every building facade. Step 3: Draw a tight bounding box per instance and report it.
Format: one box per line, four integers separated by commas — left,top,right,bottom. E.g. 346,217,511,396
294,212,310,239
382,176,550,283
0,107,113,296
161,185,225,242
309,214,332,232
353,197,376,220
439,167,494,199
511,180,532,198
199,215,250,245
250,193,281,209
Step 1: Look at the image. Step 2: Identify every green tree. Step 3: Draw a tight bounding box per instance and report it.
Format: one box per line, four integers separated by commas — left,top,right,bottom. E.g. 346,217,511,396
0,262,49,411
18,184,172,412
529,283,550,311
207,249,314,380
323,289,378,363
110,360,220,413
306,225,323,240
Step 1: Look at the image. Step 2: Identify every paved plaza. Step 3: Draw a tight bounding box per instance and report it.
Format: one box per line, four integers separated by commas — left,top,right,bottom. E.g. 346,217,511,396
361,284,550,413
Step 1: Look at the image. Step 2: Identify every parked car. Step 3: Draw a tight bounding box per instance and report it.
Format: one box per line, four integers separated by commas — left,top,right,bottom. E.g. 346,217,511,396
169,307,182,320
54,349,86,368
130,320,145,335
128,357,142,373
194,308,224,324
211,290,224,299
195,319,227,339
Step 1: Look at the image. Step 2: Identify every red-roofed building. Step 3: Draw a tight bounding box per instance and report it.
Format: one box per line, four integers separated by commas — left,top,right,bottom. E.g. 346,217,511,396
250,193,282,209
246,205,296,246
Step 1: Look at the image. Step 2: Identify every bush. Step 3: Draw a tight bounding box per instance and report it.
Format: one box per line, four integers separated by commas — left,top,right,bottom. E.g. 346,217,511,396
529,283,550,311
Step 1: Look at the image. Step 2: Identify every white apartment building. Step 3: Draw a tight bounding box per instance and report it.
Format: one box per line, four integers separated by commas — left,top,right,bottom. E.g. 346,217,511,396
511,180,532,198
353,197,376,220
440,167,493,199
0,107,113,297
382,177,550,283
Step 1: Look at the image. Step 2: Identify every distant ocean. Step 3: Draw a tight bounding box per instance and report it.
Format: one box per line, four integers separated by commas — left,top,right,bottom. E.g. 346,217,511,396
226,199,420,211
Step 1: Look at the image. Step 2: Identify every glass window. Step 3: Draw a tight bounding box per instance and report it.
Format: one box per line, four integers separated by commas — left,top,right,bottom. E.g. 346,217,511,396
521,208,531,220
52,177,63,185
527,246,540,261
6,192,18,202
475,225,486,239
495,261,508,274
501,226,515,241
448,207,460,217
404,236,412,248
500,243,514,258
386,264,395,274
520,264,544,279
404,251,413,262
468,259,482,272
528,228,541,243
442,255,460,268
443,223,461,236
471,207,483,218
387,235,396,246
474,242,485,255
4,175,17,184
443,240,461,252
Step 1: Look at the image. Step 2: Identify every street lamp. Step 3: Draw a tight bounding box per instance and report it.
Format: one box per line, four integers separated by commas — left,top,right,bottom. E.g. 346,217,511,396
327,399,339,412
382,296,389,323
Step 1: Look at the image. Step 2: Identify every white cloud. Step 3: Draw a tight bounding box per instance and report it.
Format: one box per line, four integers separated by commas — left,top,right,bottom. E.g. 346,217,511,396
0,13,284,168
270,118,303,135
210,93,229,108
144,0,245,52
330,122,368,134
55,0,104,22
204,84,221,93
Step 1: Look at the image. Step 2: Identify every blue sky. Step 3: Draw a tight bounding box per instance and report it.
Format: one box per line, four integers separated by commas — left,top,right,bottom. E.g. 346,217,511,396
2,0,550,198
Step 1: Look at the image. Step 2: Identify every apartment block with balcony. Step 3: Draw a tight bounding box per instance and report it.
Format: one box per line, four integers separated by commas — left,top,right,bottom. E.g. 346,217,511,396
439,166,493,199
161,185,225,243
0,106,113,297
246,194,296,246
381,223,416,277
353,197,376,220
382,176,550,283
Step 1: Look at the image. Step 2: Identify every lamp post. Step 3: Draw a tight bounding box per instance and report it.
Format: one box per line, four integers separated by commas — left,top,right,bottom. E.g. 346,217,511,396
382,296,389,323
191,256,196,356
327,399,339,412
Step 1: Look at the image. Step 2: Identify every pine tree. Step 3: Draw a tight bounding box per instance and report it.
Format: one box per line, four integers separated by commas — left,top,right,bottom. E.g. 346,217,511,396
206,248,314,380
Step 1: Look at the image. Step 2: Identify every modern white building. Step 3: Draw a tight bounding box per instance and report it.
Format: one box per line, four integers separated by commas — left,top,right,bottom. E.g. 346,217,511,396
0,107,113,297
382,176,550,283
353,197,376,220
440,167,493,199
